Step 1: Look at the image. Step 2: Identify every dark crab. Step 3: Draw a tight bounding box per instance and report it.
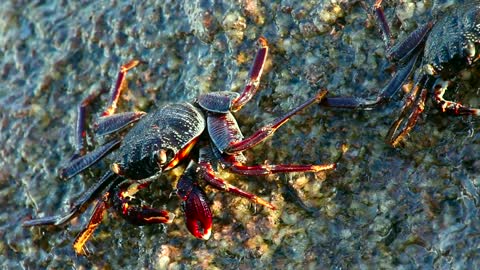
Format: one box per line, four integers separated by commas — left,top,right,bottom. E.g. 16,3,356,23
321,0,480,147
23,37,336,254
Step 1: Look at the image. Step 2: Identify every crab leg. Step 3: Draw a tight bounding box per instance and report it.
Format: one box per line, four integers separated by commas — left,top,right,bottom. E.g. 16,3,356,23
225,157,335,175
373,0,393,48
94,111,146,136
102,59,144,117
60,139,121,180
111,177,175,225
23,171,119,227
72,91,107,160
198,160,276,208
321,0,432,110
73,194,109,255
176,162,213,240
225,89,328,154
433,79,480,116
320,52,419,109
386,84,428,147
231,37,269,112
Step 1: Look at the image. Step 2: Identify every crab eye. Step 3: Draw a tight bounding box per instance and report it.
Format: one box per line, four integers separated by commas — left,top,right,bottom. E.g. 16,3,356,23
155,148,175,166
156,149,168,165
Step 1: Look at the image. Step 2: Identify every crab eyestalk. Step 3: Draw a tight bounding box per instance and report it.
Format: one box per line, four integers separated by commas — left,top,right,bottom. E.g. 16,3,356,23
176,167,213,240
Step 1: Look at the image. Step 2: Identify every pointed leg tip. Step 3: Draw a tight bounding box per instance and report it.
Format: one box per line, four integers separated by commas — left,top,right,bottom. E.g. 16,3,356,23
258,36,268,47
312,163,336,172
166,213,176,224
253,196,276,210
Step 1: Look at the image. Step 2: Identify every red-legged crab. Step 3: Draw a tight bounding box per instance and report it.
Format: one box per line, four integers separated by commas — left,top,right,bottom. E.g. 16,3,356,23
321,0,480,147
23,37,336,254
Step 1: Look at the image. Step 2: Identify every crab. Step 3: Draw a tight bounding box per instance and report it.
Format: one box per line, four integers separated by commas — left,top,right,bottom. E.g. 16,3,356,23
321,0,480,147
23,37,336,254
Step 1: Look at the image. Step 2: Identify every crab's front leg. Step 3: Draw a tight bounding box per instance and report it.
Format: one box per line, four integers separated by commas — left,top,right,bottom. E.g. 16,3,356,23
111,178,175,225
176,161,213,240
433,79,480,116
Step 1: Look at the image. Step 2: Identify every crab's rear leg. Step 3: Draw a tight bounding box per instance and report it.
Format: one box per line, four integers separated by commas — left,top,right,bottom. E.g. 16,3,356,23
231,37,269,112
433,79,480,116
24,171,120,254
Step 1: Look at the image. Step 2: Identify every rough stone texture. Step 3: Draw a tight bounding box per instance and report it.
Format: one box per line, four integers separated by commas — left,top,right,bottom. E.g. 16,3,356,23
1,0,479,269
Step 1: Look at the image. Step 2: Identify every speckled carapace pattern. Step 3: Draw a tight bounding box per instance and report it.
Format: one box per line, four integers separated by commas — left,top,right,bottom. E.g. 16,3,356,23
1,0,479,269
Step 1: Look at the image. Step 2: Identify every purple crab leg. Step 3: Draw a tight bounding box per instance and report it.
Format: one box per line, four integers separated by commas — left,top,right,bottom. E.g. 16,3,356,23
231,37,269,112
374,0,393,48
386,22,433,62
225,90,328,154
321,51,420,109
72,90,106,160
433,79,480,116
321,1,432,110
60,139,121,180
94,111,146,136
23,171,119,227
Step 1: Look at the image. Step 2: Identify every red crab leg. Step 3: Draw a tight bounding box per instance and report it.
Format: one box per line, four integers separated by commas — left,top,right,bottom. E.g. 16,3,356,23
198,160,276,209
225,157,336,175
102,59,144,117
225,89,328,154
386,84,428,147
73,194,109,255
111,179,175,225
433,79,480,116
231,37,269,112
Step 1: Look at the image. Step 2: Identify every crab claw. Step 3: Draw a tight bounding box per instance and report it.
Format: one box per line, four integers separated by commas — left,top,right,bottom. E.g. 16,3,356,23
177,172,213,240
